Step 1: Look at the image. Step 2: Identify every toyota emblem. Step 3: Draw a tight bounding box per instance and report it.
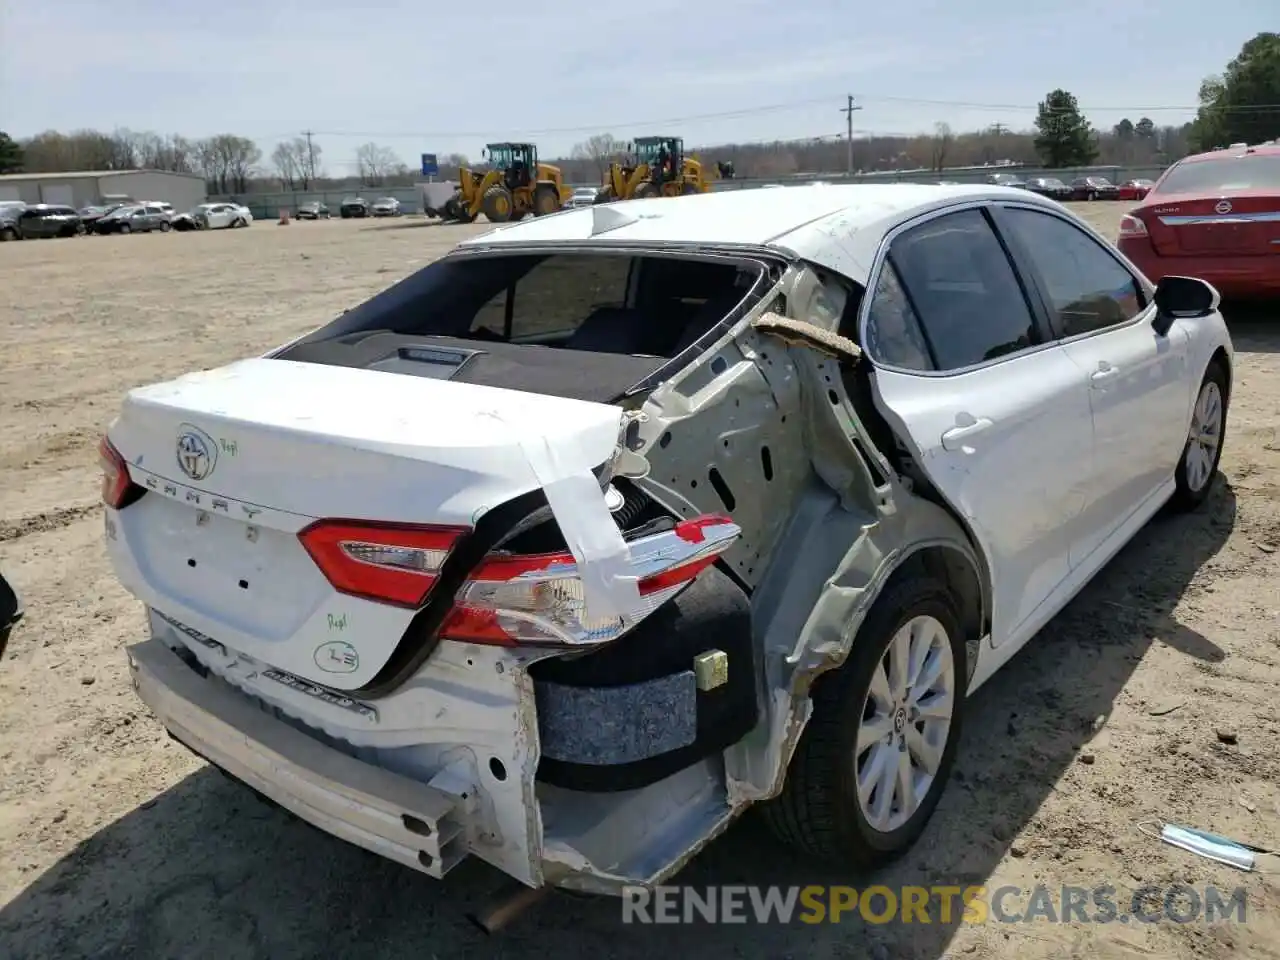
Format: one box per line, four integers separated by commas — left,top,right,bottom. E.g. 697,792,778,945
1215,199,1232,215
176,424,217,481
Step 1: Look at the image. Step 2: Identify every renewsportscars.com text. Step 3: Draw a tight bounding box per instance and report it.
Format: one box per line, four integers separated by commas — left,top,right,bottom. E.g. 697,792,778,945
621,884,1248,925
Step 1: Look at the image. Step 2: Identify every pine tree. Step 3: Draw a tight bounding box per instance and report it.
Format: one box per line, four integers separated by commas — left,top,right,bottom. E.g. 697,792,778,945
1034,90,1098,168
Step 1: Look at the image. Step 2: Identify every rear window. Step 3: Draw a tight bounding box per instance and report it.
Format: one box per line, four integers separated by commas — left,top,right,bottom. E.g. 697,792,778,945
290,252,762,358
1155,154,1280,195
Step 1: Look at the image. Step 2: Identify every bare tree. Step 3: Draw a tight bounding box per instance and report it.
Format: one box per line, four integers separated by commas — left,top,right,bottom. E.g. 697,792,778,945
355,142,403,187
930,122,953,172
268,137,321,189
570,133,623,180
271,141,301,189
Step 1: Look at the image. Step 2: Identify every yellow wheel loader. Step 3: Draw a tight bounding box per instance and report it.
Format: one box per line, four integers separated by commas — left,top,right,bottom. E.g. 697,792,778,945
594,136,714,203
440,143,571,224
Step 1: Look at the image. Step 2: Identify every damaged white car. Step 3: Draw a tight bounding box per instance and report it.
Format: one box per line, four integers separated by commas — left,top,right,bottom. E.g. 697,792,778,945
101,185,1232,900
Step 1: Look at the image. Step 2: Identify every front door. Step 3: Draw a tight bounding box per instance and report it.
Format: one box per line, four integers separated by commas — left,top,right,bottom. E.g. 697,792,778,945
863,206,1094,646
993,205,1192,568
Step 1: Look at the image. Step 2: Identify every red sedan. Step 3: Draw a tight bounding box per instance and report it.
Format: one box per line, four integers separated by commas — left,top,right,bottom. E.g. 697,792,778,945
1118,178,1155,201
1117,142,1280,299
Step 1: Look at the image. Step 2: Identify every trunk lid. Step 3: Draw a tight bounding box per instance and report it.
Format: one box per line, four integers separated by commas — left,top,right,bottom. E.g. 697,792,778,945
106,357,626,689
1144,191,1280,257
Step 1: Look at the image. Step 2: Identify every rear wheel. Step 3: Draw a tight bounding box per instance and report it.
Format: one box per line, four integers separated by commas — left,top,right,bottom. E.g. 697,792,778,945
681,182,701,195
761,577,966,867
1170,360,1228,512
532,184,561,216
160,220,171,232
482,185,514,223
0,227,16,242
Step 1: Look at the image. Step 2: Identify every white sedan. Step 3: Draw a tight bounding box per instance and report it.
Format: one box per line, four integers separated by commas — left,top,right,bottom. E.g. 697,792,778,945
192,202,253,229
99,184,1230,897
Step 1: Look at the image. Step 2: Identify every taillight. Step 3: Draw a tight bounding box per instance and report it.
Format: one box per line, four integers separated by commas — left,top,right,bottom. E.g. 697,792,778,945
1119,214,1149,238
99,436,145,509
441,514,740,647
298,520,468,608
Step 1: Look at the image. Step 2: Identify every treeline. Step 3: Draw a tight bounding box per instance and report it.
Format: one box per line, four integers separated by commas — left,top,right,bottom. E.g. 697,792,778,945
0,119,1190,194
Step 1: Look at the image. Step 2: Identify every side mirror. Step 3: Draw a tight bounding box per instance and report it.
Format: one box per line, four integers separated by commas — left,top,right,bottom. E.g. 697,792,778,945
1151,275,1219,336
481,148,488,159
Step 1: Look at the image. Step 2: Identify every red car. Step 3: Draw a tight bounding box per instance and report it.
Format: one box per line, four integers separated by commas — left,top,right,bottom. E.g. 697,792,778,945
1118,178,1155,201
1117,142,1280,299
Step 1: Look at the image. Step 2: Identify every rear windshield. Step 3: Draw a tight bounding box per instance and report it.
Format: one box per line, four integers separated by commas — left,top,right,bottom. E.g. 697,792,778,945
1155,154,1280,194
290,252,763,356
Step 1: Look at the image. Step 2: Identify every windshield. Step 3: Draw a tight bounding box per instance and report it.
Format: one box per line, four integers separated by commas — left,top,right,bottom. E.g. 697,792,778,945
1155,154,1280,195
375,197,396,204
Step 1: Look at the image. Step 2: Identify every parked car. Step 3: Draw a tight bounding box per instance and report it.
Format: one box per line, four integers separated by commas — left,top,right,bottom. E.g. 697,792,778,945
1069,176,1120,201
1117,141,1280,298
78,202,129,231
987,173,1027,189
371,197,402,217
297,202,331,220
101,184,1231,898
1,202,25,240
339,197,370,218
1118,179,1156,202
1024,177,1072,201
190,203,252,229
93,205,171,234
568,186,599,208
0,204,84,238
0,570,20,659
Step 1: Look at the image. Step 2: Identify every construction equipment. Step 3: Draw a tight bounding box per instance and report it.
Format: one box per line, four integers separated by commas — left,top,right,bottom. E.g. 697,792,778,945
439,143,570,223
595,136,714,203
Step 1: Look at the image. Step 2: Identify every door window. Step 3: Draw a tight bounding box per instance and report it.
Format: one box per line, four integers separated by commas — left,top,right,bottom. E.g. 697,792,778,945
1000,208,1144,338
865,261,934,371
873,208,1041,372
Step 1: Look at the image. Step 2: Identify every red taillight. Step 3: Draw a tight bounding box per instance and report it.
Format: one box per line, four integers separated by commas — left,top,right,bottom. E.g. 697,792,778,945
298,520,468,608
1119,214,1149,238
99,436,145,509
440,514,740,647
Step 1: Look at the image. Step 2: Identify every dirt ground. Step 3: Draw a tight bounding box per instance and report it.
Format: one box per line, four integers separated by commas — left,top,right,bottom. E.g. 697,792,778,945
1,206,1278,960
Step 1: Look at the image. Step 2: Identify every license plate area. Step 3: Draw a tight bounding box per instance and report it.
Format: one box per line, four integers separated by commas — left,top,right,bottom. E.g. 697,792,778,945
130,495,327,639
1180,222,1258,253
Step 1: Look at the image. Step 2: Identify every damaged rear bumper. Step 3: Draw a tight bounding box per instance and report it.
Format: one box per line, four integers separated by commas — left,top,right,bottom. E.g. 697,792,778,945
126,638,468,878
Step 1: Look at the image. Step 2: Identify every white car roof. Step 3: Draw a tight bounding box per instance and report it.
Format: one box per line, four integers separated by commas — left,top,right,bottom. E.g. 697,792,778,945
457,183,1061,285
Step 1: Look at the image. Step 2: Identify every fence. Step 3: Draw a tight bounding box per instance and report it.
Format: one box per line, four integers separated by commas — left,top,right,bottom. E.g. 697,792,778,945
214,163,1173,219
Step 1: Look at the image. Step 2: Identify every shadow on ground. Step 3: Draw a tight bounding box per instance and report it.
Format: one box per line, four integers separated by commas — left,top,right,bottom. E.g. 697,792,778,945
0,479,1237,960
1222,301,1280,353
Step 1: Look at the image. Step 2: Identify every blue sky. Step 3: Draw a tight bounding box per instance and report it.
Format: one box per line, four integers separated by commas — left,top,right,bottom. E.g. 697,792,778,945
0,0,1269,173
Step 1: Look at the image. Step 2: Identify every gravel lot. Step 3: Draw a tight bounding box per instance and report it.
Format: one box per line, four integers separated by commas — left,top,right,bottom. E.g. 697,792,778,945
1,207,1278,960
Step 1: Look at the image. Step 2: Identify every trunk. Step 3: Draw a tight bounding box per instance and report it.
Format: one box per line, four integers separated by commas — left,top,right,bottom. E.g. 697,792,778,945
1145,192,1280,258
106,357,627,690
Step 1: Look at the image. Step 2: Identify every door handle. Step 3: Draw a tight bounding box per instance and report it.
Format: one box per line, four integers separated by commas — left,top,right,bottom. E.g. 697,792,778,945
1090,362,1120,386
941,417,993,451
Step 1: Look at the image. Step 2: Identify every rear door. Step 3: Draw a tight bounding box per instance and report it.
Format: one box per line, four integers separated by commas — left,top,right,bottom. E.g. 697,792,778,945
994,203,1190,567
862,205,1095,646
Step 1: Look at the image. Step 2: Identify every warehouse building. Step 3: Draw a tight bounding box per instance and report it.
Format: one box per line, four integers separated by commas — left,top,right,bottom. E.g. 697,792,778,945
0,169,206,210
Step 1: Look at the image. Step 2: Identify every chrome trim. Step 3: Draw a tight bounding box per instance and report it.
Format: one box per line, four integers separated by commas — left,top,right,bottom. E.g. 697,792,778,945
1158,211,1280,226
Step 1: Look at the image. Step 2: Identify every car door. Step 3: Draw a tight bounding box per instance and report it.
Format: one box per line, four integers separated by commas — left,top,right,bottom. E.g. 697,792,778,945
993,203,1191,569
862,205,1096,646
19,208,50,238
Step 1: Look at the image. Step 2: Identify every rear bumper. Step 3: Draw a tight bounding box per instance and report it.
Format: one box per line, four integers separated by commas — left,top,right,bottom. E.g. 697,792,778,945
1118,238,1280,298
126,638,468,879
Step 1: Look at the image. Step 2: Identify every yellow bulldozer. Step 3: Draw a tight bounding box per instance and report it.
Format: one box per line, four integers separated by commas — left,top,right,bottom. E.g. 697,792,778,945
594,136,713,203
440,142,571,223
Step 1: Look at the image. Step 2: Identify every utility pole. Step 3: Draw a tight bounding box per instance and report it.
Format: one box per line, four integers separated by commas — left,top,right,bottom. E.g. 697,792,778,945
990,122,1007,137
842,95,863,175
302,130,316,180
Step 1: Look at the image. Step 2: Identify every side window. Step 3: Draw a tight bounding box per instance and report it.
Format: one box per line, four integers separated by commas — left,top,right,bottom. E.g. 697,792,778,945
1000,208,1144,338
866,261,934,371
887,209,1040,371
470,255,633,342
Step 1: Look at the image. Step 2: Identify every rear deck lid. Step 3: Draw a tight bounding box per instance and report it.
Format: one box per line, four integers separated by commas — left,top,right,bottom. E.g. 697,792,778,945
106,357,626,689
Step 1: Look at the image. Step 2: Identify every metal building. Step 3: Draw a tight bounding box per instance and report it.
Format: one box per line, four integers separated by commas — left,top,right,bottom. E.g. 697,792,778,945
0,169,207,210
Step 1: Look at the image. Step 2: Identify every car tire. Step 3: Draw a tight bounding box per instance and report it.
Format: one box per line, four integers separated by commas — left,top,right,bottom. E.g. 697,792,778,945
761,576,967,867
118,223,130,234
1169,360,1229,512
0,227,16,242
160,221,171,232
